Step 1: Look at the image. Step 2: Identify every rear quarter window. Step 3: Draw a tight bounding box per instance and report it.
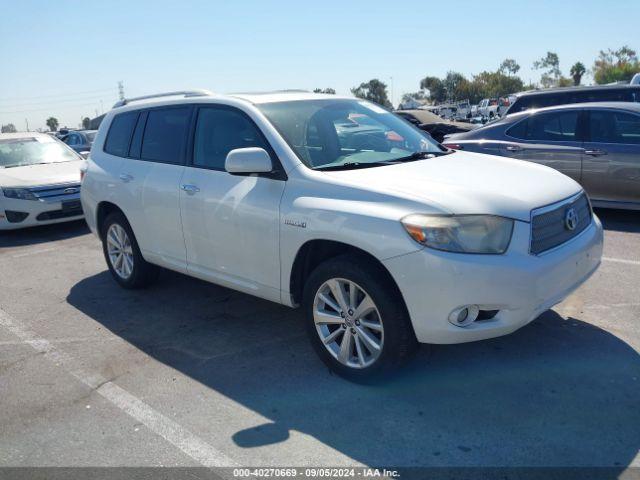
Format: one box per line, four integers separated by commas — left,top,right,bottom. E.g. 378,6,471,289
104,112,138,157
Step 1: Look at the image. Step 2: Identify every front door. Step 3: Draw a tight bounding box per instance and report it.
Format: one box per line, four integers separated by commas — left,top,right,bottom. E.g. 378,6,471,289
500,109,584,184
180,105,285,302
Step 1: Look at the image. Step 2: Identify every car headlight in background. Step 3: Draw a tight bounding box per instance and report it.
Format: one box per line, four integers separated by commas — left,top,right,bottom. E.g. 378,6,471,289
401,214,514,254
2,188,38,201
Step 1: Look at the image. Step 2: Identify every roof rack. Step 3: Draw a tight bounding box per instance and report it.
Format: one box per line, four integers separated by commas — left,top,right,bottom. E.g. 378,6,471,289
113,89,213,108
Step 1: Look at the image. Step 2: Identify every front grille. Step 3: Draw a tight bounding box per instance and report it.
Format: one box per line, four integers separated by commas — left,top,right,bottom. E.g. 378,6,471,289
36,206,83,221
530,192,592,255
28,183,81,203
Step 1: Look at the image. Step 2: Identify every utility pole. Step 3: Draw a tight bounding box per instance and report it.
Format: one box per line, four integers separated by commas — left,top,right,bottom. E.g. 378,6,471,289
25,118,29,131
118,81,125,102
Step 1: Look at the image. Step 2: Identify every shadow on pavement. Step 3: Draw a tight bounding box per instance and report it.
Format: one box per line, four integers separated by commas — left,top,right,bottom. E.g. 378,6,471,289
0,220,89,248
67,269,640,471
596,208,640,233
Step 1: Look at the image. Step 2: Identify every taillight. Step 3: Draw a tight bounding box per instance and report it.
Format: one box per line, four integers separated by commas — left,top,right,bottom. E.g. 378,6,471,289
443,143,463,150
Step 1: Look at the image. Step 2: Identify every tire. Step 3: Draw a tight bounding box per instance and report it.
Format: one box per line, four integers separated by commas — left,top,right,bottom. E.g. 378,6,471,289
101,211,159,289
303,254,418,382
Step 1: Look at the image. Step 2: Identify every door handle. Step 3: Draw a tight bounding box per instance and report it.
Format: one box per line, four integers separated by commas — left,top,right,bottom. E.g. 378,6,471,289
119,173,133,183
181,184,200,195
584,149,607,157
506,145,523,152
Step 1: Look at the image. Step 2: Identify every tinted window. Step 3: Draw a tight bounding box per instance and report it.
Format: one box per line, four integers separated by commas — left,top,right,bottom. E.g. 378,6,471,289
104,112,137,157
128,112,147,159
589,110,640,144
193,107,270,170
507,111,579,142
141,107,191,164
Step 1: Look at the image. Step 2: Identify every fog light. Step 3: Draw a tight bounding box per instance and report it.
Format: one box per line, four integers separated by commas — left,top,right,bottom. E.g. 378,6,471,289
5,210,29,223
448,305,479,327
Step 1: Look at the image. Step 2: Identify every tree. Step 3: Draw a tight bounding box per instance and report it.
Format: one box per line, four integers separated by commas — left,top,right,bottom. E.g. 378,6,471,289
1,123,17,133
419,76,446,104
534,51,561,88
350,79,392,108
82,117,91,129
467,71,525,103
313,88,336,94
499,58,520,76
443,71,468,101
46,117,59,132
569,62,586,86
593,46,640,84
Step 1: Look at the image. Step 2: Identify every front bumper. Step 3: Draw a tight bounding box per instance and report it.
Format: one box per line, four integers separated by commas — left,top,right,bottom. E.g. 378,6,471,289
0,195,84,230
383,215,603,344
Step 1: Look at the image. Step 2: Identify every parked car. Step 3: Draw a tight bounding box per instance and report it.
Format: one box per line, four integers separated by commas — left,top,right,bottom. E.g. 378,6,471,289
505,84,640,116
478,98,499,120
395,109,476,143
81,90,603,380
443,102,640,210
631,73,640,85
61,129,97,156
0,132,84,229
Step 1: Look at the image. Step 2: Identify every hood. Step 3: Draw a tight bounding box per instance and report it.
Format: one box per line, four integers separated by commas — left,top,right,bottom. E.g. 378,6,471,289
0,161,83,188
325,152,582,222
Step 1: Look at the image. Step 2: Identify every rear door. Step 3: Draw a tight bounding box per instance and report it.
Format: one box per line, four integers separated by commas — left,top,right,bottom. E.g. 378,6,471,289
501,109,584,183
581,108,640,205
116,106,192,272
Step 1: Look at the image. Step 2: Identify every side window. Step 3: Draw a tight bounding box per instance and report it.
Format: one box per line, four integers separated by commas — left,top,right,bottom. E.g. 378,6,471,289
507,111,579,142
140,107,191,164
589,110,640,144
193,107,270,170
104,112,138,157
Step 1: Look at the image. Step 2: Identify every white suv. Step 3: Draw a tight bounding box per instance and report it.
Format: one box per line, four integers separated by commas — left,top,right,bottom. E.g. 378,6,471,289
81,90,603,380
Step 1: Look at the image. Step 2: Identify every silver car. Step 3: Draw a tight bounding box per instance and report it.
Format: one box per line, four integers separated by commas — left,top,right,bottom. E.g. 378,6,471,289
444,102,640,210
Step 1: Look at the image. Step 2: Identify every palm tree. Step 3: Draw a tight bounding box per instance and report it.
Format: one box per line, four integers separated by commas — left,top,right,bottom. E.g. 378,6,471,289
570,62,586,86
46,117,59,132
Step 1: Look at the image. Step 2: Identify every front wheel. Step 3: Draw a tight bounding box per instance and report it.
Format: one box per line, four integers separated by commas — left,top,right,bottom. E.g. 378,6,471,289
303,255,418,381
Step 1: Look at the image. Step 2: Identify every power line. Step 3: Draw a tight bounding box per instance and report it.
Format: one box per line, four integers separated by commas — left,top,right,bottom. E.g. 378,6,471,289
0,101,106,115
0,87,115,102
0,93,116,109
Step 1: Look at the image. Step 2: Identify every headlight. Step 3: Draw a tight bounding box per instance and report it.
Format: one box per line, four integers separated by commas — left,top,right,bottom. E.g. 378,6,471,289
401,214,514,254
2,188,38,201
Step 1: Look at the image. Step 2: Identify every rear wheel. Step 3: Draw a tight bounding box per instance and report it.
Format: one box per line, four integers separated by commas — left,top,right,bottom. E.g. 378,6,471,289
101,212,158,289
303,255,418,381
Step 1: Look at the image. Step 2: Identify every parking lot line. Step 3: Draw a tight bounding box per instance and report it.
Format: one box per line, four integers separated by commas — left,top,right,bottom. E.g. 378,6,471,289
0,306,238,469
603,257,640,266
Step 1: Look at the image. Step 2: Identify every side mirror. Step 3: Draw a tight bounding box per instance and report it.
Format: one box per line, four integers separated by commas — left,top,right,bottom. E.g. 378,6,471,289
79,151,90,160
225,147,273,174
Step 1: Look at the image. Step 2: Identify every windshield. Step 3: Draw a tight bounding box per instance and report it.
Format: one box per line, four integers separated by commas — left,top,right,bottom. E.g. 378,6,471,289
257,99,445,170
0,136,79,168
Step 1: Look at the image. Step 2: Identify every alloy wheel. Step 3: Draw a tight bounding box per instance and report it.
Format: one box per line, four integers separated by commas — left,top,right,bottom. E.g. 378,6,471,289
313,278,384,368
106,223,134,280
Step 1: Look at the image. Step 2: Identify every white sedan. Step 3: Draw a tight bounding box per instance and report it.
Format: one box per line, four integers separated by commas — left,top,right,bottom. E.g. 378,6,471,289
0,132,84,230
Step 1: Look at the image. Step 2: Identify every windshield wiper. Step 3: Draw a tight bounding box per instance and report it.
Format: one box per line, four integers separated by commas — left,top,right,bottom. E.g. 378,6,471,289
314,160,401,171
392,150,452,162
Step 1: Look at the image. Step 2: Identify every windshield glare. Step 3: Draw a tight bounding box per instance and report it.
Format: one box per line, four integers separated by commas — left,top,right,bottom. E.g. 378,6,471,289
258,99,444,169
0,137,79,168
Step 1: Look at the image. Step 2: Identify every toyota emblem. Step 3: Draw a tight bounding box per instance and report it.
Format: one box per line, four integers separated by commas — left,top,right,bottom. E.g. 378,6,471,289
564,207,578,231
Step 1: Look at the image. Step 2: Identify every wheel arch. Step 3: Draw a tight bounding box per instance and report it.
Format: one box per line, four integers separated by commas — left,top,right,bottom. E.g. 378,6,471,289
288,239,408,314
95,201,127,240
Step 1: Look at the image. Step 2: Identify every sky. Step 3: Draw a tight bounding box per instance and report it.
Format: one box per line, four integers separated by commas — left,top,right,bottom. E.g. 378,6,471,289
1,0,639,131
